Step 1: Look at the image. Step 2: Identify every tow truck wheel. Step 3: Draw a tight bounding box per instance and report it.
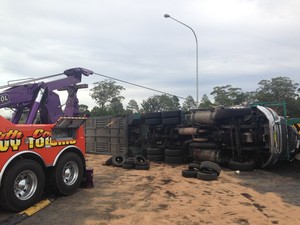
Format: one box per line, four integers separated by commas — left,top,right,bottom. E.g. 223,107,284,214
0,159,45,212
50,152,83,195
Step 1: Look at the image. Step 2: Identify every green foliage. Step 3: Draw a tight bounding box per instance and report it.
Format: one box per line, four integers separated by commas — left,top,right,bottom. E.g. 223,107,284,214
107,97,125,115
141,94,180,112
90,106,108,117
199,94,214,108
210,85,246,106
126,99,139,114
90,79,125,108
182,95,197,112
255,77,299,117
256,77,299,102
89,79,125,116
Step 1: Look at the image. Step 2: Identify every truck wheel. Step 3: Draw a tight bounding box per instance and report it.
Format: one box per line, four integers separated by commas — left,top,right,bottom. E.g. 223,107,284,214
50,152,83,195
0,159,45,212
227,159,256,171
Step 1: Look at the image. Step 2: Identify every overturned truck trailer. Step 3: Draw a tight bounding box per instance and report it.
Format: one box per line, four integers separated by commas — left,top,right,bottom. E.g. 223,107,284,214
142,105,300,170
86,105,300,170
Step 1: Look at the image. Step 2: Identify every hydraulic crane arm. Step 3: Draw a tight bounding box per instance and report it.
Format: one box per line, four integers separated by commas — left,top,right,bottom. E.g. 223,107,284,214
0,67,93,124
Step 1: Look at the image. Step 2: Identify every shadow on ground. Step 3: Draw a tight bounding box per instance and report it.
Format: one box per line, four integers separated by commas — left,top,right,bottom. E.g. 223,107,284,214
232,159,300,207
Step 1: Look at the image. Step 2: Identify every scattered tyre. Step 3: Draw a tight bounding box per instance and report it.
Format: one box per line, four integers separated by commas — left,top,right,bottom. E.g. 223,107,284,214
50,152,84,196
197,170,218,181
122,163,135,169
227,159,256,171
200,161,222,175
188,162,201,170
112,154,126,167
124,157,135,166
134,155,148,165
0,159,45,212
135,164,150,170
182,169,198,178
103,156,113,166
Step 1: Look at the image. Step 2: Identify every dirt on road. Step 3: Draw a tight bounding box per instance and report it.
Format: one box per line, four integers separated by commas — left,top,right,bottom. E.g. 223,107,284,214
1,153,300,225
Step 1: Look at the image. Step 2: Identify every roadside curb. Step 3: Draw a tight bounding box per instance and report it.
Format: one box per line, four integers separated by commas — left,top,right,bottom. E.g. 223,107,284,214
0,197,56,225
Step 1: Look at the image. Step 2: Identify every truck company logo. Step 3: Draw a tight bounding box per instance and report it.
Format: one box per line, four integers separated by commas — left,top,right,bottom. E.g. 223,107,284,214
0,129,77,152
0,94,9,105
27,129,77,149
0,130,23,151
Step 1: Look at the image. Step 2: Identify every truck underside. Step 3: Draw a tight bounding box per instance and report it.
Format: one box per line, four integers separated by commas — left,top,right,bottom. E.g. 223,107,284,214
131,106,300,170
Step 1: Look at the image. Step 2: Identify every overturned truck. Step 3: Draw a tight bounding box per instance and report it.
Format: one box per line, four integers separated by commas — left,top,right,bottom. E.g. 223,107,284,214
131,105,300,170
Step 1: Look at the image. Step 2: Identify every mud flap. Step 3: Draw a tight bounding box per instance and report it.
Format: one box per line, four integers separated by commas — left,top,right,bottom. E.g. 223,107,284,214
80,168,94,188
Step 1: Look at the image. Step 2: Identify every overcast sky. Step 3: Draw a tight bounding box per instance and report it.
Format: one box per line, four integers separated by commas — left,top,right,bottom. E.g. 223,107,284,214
1,0,300,112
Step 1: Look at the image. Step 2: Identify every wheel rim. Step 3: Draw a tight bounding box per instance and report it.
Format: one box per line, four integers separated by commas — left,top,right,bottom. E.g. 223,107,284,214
14,170,38,201
62,161,79,186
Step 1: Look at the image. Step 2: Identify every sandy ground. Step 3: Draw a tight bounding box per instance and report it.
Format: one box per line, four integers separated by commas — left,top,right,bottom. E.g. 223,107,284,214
1,153,300,225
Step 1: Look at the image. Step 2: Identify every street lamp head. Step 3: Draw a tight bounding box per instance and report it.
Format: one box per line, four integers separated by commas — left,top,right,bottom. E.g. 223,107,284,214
164,14,170,18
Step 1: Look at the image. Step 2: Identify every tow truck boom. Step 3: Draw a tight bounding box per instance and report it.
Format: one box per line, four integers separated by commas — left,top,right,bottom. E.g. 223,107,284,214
0,67,93,124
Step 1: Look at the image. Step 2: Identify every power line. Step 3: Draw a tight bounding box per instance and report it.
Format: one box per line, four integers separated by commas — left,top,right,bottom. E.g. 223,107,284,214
94,72,187,100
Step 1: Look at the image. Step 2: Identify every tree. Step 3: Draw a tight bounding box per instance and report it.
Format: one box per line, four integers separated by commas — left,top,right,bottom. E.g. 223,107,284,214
159,94,180,111
90,106,108,117
90,79,125,108
255,77,300,117
256,77,299,102
210,85,245,106
182,95,197,112
126,99,139,114
107,97,124,115
199,94,214,108
141,94,180,112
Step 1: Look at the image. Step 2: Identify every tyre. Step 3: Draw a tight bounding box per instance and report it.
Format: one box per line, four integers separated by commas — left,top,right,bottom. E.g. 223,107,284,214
103,156,113,166
182,169,198,178
164,149,182,157
146,147,164,155
227,159,256,171
196,171,218,181
188,162,201,170
162,118,181,125
0,159,45,212
165,156,183,164
124,157,135,165
147,154,164,162
145,118,161,125
50,152,84,195
134,155,148,165
200,161,222,175
112,154,126,167
122,163,135,169
135,164,150,170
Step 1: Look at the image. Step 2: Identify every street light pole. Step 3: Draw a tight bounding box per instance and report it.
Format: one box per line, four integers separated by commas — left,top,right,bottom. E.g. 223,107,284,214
164,14,199,105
